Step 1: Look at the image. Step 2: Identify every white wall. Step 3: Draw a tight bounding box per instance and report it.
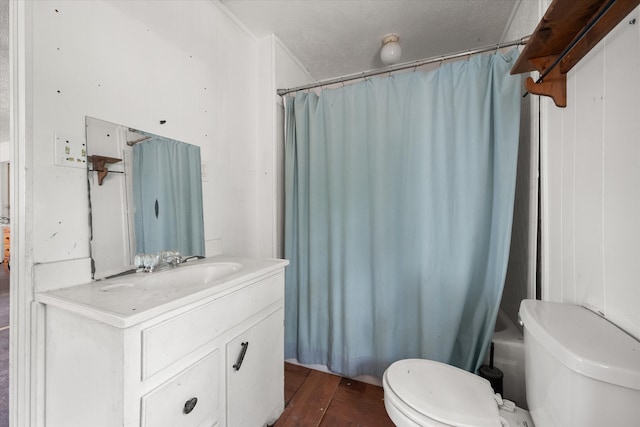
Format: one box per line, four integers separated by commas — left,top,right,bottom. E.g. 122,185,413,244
541,6,640,339
0,0,8,145
253,33,313,260
12,1,276,423
28,0,264,290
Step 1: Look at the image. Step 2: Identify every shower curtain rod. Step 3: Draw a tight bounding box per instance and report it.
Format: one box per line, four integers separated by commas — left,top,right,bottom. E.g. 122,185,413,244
277,35,531,97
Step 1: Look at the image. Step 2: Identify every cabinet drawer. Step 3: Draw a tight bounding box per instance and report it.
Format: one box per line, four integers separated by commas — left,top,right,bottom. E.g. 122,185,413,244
141,350,219,427
142,272,283,379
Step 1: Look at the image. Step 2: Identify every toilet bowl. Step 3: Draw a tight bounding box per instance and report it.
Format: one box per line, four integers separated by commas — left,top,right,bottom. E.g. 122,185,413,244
383,300,640,427
383,359,533,427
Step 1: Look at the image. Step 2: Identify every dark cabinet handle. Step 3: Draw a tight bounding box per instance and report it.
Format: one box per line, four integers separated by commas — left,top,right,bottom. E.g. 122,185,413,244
154,199,159,218
183,397,198,414
233,342,249,371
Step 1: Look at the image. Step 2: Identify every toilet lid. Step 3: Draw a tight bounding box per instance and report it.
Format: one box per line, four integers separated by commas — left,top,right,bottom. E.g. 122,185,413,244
384,359,501,427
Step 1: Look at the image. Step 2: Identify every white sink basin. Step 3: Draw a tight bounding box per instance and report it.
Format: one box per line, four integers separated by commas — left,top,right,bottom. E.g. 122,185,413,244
139,262,243,287
98,262,243,292
99,282,136,292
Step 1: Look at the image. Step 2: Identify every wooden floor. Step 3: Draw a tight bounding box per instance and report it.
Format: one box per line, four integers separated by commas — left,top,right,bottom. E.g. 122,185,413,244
274,362,394,427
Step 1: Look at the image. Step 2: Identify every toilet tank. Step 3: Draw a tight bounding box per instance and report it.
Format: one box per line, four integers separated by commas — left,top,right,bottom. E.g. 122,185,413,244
519,300,640,427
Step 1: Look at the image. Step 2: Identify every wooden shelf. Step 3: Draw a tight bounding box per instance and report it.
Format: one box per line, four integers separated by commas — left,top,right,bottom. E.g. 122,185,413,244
88,155,122,186
511,0,639,107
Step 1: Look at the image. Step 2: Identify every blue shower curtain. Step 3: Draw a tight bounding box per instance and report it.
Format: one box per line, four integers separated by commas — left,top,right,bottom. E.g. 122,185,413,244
133,137,205,257
284,49,521,377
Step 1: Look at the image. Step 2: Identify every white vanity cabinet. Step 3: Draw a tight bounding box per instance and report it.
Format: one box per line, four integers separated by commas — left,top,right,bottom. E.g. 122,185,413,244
37,257,288,427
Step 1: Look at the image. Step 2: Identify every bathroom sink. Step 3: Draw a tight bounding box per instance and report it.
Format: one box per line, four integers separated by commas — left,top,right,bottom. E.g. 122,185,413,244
175,262,242,283
99,282,136,292
137,261,243,288
97,262,243,293
36,256,287,328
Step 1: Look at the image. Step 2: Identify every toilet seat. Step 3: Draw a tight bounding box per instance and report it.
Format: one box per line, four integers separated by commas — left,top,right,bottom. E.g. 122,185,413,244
383,359,503,427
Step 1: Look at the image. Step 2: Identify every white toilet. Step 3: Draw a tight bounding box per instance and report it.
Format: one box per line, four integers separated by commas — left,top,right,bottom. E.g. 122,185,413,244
382,299,640,426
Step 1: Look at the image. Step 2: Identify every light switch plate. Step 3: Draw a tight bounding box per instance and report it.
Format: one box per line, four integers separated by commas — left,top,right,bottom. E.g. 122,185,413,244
54,132,87,168
201,161,209,182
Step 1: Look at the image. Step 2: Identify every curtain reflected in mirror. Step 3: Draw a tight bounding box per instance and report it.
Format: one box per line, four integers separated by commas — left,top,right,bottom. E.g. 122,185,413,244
86,117,205,279
133,135,204,256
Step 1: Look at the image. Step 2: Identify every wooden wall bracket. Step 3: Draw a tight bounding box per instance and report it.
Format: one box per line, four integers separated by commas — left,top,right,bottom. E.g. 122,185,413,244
88,155,122,186
525,56,567,108
511,0,640,108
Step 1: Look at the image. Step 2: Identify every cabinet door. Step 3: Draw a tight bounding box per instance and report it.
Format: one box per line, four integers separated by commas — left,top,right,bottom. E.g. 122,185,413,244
226,309,284,426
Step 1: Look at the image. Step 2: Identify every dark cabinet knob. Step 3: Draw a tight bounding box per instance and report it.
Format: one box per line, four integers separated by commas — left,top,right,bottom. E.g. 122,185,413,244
183,397,198,414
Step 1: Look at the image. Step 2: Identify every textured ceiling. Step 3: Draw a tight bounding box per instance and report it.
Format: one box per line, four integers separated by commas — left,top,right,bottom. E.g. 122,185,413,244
221,0,523,81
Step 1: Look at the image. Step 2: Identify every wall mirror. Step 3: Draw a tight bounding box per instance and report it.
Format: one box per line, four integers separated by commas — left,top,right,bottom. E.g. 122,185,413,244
86,117,205,279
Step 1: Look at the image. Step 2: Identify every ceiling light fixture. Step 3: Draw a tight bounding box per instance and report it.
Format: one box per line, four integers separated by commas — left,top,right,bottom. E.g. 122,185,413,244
380,33,402,65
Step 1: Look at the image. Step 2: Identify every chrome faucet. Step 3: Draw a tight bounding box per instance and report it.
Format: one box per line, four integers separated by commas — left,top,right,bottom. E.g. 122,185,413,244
135,251,182,272
158,250,182,267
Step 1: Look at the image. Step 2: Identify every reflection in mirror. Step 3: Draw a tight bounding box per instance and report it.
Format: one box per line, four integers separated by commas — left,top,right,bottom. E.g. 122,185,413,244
86,117,205,279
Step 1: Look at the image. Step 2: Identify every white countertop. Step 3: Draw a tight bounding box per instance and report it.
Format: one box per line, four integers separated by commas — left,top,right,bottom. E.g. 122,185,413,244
36,256,289,328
